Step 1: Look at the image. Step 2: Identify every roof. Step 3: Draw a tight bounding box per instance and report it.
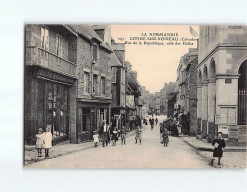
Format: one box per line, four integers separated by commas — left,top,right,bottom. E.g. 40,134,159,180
112,43,125,51
68,25,112,52
110,52,122,67
91,25,108,30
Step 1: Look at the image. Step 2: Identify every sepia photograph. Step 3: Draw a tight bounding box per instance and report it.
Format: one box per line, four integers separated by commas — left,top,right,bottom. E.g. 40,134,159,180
23,24,247,169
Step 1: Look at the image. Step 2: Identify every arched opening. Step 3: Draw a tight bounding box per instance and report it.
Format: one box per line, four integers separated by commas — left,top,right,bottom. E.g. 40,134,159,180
203,65,208,81
238,60,247,125
209,60,216,80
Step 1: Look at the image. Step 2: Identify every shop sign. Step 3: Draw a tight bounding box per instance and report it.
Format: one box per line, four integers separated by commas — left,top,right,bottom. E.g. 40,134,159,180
228,127,238,139
126,95,135,108
218,125,229,135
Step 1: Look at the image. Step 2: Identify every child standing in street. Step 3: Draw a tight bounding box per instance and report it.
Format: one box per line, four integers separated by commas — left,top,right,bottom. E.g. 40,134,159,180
35,128,43,157
120,126,127,145
135,126,142,145
112,127,118,146
43,127,53,158
209,132,226,166
93,130,99,147
162,128,169,147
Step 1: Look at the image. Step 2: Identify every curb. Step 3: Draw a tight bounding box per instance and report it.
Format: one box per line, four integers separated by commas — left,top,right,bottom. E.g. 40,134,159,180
25,130,137,166
178,137,246,152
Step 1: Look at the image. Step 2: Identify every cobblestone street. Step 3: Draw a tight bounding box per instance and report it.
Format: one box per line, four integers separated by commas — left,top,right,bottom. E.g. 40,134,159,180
26,116,211,169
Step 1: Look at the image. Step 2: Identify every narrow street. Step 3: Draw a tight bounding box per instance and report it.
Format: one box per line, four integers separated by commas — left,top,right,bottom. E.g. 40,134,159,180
27,116,209,169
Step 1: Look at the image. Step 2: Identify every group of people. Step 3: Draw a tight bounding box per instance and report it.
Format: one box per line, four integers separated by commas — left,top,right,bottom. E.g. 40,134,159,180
35,127,53,158
35,117,226,167
92,121,144,147
148,117,158,130
92,121,128,148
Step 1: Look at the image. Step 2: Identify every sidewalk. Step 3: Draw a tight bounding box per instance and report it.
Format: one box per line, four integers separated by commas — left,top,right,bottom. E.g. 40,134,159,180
179,136,246,152
24,131,136,166
179,136,246,168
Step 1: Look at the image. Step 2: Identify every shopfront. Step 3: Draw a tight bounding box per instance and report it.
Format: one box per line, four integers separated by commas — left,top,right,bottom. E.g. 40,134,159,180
24,67,76,145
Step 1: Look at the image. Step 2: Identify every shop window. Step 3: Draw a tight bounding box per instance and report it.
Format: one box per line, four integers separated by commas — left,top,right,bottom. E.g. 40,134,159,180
44,82,69,141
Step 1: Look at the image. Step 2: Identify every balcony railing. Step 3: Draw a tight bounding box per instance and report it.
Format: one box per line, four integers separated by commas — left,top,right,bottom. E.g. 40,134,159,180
25,44,77,77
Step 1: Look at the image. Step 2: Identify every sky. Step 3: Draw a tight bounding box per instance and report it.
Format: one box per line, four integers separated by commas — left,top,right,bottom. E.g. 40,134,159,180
111,25,199,94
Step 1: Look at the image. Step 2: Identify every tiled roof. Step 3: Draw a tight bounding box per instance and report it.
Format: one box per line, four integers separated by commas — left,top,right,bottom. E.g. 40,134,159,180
68,25,112,52
110,52,122,67
91,25,108,30
112,43,125,51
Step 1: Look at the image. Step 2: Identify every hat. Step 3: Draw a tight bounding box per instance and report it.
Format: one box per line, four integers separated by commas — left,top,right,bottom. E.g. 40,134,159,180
37,128,43,133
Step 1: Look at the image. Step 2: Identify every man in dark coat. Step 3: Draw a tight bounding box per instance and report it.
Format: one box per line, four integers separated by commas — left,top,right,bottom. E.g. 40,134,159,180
100,121,109,147
209,132,226,166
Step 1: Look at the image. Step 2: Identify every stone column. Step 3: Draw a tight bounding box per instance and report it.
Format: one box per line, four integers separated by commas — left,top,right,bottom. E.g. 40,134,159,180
197,84,202,135
201,81,208,138
207,80,216,142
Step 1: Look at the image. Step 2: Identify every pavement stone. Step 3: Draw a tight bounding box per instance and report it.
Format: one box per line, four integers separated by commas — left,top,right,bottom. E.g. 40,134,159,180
24,130,136,166
179,136,246,152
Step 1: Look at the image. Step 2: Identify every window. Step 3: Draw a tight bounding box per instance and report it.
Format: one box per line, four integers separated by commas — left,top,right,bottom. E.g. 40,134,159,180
41,27,49,59
93,75,98,94
101,77,105,95
93,44,98,62
112,67,117,83
56,35,63,58
121,69,125,84
84,72,90,94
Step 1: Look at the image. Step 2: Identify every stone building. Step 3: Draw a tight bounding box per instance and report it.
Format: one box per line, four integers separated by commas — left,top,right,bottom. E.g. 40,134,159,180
197,25,247,144
125,61,142,129
160,82,176,115
72,25,113,143
154,92,161,115
175,48,198,135
110,40,127,130
24,25,78,145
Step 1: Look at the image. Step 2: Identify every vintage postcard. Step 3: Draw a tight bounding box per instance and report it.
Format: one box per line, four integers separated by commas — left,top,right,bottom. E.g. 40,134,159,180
24,25,246,168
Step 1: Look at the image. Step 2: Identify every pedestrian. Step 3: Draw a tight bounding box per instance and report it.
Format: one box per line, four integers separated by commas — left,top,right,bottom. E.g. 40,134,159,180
150,118,154,130
162,128,169,147
135,126,142,145
35,128,43,157
107,122,112,144
155,117,158,125
43,127,52,158
100,121,108,147
209,132,226,166
160,123,163,143
93,130,99,148
120,126,127,145
112,127,118,146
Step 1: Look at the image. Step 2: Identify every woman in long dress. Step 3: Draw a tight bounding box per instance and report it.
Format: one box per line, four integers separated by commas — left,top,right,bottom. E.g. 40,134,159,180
43,127,53,158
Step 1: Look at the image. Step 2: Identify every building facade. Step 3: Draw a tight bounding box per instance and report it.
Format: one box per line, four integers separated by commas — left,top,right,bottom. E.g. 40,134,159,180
73,25,113,143
175,48,198,135
110,40,127,130
25,25,78,145
197,25,247,144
